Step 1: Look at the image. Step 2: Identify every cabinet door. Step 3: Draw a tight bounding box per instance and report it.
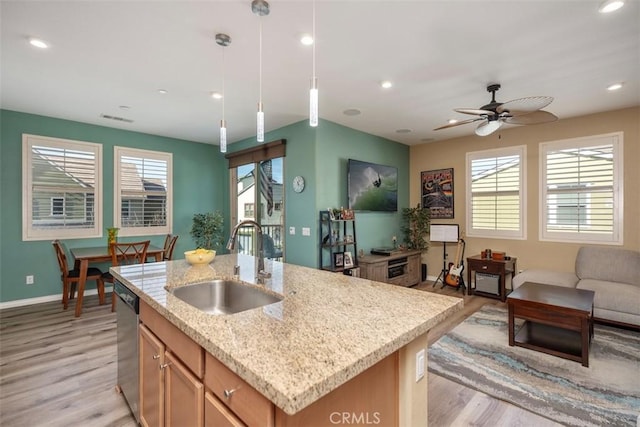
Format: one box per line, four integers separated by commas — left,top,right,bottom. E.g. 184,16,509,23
140,325,165,427
204,391,246,427
165,351,204,427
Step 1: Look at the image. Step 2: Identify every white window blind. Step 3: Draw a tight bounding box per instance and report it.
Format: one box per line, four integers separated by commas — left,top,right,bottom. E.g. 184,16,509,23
540,132,623,244
22,134,102,240
114,147,172,236
466,146,526,239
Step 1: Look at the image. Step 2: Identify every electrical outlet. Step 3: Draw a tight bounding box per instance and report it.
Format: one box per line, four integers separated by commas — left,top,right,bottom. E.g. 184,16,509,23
415,349,425,382
26,275,34,285
302,227,311,236
289,226,296,235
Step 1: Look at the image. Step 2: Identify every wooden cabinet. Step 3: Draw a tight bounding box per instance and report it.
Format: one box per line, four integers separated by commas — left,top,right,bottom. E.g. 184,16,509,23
140,325,164,427
466,255,517,302
204,353,274,427
138,301,407,426
140,302,204,427
359,250,422,287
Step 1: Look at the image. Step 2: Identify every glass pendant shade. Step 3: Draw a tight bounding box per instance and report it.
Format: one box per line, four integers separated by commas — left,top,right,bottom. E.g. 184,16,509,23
257,103,264,142
220,120,227,153
310,79,318,127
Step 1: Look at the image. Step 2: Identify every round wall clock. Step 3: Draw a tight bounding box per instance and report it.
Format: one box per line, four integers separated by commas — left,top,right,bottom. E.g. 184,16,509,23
292,175,305,193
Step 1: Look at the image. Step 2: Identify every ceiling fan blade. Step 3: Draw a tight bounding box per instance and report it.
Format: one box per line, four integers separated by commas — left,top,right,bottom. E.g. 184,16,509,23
454,108,494,116
475,120,503,136
497,96,553,115
504,110,558,125
433,117,483,131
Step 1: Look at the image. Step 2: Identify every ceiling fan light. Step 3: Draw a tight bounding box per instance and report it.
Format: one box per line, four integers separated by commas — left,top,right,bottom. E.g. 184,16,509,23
475,120,503,136
598,0,624,13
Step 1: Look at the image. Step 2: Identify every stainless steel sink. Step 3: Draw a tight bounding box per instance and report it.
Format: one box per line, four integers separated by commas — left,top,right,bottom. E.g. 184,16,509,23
169,280,282,315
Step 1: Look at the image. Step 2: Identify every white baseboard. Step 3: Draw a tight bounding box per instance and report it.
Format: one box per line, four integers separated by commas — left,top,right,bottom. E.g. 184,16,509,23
0,285,114,310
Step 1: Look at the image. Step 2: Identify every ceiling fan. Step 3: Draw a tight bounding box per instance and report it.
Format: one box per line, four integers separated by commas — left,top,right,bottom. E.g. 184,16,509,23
434,84,558,136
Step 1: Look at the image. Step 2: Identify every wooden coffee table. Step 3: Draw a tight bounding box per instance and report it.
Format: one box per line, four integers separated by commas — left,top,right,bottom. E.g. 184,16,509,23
507,282,595,367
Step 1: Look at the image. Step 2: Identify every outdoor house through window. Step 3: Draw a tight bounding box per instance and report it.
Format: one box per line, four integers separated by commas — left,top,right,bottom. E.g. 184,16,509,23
114,147,172,236
226,140,286,261
466,146,526,239
540,132,623,244
22,134,102,240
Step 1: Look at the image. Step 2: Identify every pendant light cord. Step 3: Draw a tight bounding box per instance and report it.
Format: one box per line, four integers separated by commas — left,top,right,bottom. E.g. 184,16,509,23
222,47,226,120
312,0,316,81
259,17,263,106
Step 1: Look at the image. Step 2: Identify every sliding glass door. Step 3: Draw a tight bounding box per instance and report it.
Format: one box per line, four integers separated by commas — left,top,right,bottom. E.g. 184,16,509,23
231,157,284,260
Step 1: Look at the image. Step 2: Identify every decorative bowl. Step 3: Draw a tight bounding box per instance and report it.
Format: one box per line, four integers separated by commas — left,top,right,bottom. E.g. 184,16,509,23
184,249,216,266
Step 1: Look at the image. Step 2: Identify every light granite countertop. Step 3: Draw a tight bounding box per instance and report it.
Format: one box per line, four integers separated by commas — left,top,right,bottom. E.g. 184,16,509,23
111,253,463,415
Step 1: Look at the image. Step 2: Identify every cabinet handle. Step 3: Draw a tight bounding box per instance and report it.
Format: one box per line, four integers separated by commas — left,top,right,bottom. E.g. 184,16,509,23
223,388,236,399
160,362,172,370
152,354,160,360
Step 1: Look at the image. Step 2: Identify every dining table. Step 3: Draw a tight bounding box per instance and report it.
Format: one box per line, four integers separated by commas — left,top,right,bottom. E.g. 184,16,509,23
69,244,164,317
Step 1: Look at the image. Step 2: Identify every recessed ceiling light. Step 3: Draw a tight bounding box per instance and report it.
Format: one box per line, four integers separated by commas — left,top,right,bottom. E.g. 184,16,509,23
381,81,393,89
598,0,624,13
396,128,412,134
343,108,361,116
607,82,623,91
211,92,223,99
157,89,168,95
448,119,458,124
300,34,314,45
28,38,49,49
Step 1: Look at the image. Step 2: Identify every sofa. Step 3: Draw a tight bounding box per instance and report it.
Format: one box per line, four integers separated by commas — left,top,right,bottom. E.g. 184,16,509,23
513,246,640,328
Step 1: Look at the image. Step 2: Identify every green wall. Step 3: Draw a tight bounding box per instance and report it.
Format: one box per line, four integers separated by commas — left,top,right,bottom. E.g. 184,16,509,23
1,110,409,304
0,110,227,303
231,119,409,269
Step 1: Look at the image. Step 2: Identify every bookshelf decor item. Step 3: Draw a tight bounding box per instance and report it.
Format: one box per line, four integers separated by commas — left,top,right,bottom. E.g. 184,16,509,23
319,210,358,272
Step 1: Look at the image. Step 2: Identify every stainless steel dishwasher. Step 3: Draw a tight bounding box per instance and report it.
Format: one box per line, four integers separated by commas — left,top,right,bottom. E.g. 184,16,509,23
115,280,140,423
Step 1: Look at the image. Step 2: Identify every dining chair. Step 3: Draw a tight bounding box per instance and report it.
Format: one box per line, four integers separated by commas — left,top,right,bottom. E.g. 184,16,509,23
52,240,106,311
102,240,150,312
163,234,179,261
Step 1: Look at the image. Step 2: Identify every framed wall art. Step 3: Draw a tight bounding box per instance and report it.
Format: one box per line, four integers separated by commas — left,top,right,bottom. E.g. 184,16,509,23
421,168,454,219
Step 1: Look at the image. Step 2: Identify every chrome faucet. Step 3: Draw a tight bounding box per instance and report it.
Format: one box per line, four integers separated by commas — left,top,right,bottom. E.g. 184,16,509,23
226,220,271,283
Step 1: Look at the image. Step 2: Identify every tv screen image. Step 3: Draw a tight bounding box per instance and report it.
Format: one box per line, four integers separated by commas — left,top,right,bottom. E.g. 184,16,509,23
348,159,398,212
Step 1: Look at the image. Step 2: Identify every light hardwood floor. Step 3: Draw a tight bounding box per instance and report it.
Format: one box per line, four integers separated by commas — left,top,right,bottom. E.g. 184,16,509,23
0,286,561,427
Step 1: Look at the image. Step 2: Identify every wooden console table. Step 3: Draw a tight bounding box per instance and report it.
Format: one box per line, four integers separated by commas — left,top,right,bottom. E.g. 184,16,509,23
466,254,517,302
359,250,421,287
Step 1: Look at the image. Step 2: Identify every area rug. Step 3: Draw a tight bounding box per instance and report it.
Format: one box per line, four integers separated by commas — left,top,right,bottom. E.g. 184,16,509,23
428,305,640,427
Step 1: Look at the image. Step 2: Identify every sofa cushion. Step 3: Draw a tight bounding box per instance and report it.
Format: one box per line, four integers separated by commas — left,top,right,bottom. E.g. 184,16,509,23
577,279,640,316
575,246,640,286
512,269,578,289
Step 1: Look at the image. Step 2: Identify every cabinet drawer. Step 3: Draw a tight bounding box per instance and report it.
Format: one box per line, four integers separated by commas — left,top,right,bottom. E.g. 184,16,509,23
140,301,204,377
204,353,274,427
470,261,503,275
205,391,246,427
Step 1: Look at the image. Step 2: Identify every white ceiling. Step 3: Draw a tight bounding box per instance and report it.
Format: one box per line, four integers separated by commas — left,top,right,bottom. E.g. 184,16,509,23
2,1,639,147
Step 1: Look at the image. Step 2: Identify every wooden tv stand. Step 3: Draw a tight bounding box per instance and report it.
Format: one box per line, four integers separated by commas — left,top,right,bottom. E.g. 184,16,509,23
358,250,421,287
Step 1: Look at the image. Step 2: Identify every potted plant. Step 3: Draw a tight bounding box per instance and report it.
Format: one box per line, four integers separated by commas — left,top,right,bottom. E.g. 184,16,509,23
401,203,431,281
190,211,225,250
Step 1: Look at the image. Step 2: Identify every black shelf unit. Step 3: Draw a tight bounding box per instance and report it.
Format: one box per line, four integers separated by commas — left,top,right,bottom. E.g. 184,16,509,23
319,210,358,272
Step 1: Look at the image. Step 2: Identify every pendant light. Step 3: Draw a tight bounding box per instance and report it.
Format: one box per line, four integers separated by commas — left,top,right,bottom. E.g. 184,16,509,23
252,0,270,142
216,33,231,153
309,0,318,127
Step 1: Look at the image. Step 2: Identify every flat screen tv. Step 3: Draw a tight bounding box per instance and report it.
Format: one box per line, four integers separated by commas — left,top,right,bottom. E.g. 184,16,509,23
348,159,398,212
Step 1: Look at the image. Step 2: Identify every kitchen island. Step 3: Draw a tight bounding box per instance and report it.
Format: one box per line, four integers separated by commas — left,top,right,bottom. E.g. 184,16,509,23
111,254,463,426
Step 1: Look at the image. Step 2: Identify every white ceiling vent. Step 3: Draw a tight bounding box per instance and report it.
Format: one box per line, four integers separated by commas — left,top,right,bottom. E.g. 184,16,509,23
100,114,134,123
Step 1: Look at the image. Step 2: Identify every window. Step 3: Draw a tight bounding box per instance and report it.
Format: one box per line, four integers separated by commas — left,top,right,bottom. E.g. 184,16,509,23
466,146,526,239
51,197,65,216
114,147,172,236
22,134,102,240
540,132,623,244
244,203,255,218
